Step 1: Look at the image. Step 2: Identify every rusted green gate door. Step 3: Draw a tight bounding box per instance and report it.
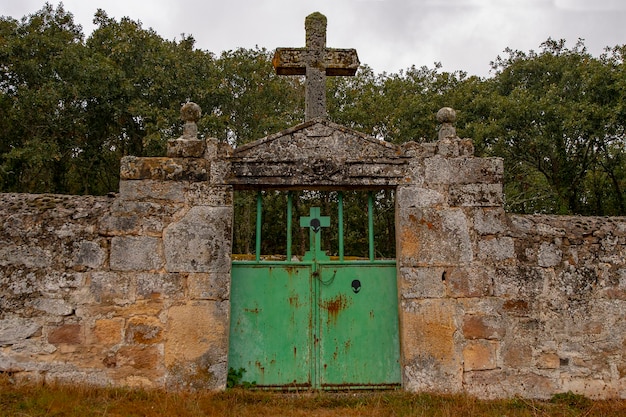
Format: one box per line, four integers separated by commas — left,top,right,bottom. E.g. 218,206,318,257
317,262,399,389
229,199,401,389
229,263,314,387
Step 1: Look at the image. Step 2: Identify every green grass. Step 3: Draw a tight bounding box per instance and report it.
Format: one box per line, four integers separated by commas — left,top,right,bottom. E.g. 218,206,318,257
2,375,626,416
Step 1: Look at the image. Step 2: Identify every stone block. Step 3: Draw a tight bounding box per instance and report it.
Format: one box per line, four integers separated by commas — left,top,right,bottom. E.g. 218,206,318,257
401,141,436,158
92,318,124,345
0,245,51,268
446,266,492,298
401,299,462,391
188,272,230,300
347,162,407,180
136,273,185,299
478,236,515,262
424,157,503,185
99,213,139,236
48,323,82,345
548,265,598,305
112,345,161,378
0,317,41,345
72,240,106,269
459,138,474,156
185,184,233,207
125,316,163,344
463,340,498,371
492,266,549,299
500,299,531,317
560,378,618,399
397,208,472,266
204,137,223,160
210,160,232,185
89,272,135,304
473,208,507,235
44,272,85,292
399,267,446,299
164,301,228,367
462,314,505,340
449,183,504,207
436,137,460,157
538,242,562,267
103,200,184,236
32,298,74,316
110,236,163,272
396,185,446,209
164,206,232,273
402,159,426,185
43,370,112,387
119,180,185,202
502,341,533,368
536,352,561,369
167,138,206,158
463,369,557,399
0,356,26,372
120,156,209,182
10,339,57,355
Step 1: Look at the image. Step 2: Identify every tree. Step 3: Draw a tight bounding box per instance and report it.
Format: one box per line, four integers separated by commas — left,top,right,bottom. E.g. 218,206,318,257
0,3,88,193
464,39,625,214
208,47,303,146
2,5,624,216
328,64,467,143
87,10,219,158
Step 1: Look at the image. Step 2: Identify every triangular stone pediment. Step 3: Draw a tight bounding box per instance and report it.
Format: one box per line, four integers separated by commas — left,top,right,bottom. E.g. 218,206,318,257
227,119,409,188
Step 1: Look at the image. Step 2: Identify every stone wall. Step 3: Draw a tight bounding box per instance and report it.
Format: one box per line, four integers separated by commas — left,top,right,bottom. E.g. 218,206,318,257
1,107,626,399
0,126,233,389
396,175,626,398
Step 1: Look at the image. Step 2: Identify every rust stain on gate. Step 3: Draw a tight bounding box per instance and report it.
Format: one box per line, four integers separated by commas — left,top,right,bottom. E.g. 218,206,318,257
321,293,351,324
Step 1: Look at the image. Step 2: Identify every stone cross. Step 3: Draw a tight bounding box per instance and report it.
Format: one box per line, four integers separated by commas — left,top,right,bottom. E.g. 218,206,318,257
272,12,360,121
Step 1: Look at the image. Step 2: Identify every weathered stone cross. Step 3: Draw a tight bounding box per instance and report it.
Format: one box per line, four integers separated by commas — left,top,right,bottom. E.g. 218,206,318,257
272,12,360,121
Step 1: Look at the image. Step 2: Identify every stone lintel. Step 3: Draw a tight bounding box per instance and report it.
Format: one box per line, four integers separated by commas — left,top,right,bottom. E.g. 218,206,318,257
227,159,407,187
120,156,209,182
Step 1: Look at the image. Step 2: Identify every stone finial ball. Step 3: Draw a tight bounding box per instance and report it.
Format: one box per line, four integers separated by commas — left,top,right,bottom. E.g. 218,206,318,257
436,107,456,124
181,102,202,123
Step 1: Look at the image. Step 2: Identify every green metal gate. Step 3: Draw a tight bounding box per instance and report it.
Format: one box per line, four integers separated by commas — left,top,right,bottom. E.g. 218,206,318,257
228,192,401,390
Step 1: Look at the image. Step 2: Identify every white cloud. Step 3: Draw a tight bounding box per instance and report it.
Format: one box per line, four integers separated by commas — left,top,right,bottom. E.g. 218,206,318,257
2,0,625,76
554,0,626,11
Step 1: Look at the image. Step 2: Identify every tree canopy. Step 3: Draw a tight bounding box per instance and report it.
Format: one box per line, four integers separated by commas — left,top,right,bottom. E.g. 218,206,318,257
1,4,625,216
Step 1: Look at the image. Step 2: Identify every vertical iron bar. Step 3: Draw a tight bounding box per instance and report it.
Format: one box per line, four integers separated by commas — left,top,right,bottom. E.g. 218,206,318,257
256,190,262,262
287,191,293,261
338,192,344,262
368,191,374,261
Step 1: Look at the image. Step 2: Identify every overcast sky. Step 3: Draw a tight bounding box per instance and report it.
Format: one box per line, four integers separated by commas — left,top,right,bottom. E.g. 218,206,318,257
2,0,626,77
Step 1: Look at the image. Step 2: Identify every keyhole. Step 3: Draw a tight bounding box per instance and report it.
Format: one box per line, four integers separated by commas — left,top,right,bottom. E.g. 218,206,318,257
351,279,361,294
310,218,321,233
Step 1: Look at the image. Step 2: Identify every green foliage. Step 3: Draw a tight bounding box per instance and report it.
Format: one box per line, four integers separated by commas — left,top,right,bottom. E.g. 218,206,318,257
550,391,592,409
226,367,256,389
1,5,625,216
328,64,467,143
465,39,626,215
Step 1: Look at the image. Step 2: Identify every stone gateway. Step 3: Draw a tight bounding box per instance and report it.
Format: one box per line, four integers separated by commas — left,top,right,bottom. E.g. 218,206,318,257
1,13,626,399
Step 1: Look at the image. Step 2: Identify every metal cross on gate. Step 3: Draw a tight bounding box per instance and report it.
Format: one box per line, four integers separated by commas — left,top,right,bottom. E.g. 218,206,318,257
272,12,360,121
300,207,330,261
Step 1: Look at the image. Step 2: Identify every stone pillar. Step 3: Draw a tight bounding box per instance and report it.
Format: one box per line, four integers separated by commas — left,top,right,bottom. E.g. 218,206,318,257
396,107,504,394
112,102,233,390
